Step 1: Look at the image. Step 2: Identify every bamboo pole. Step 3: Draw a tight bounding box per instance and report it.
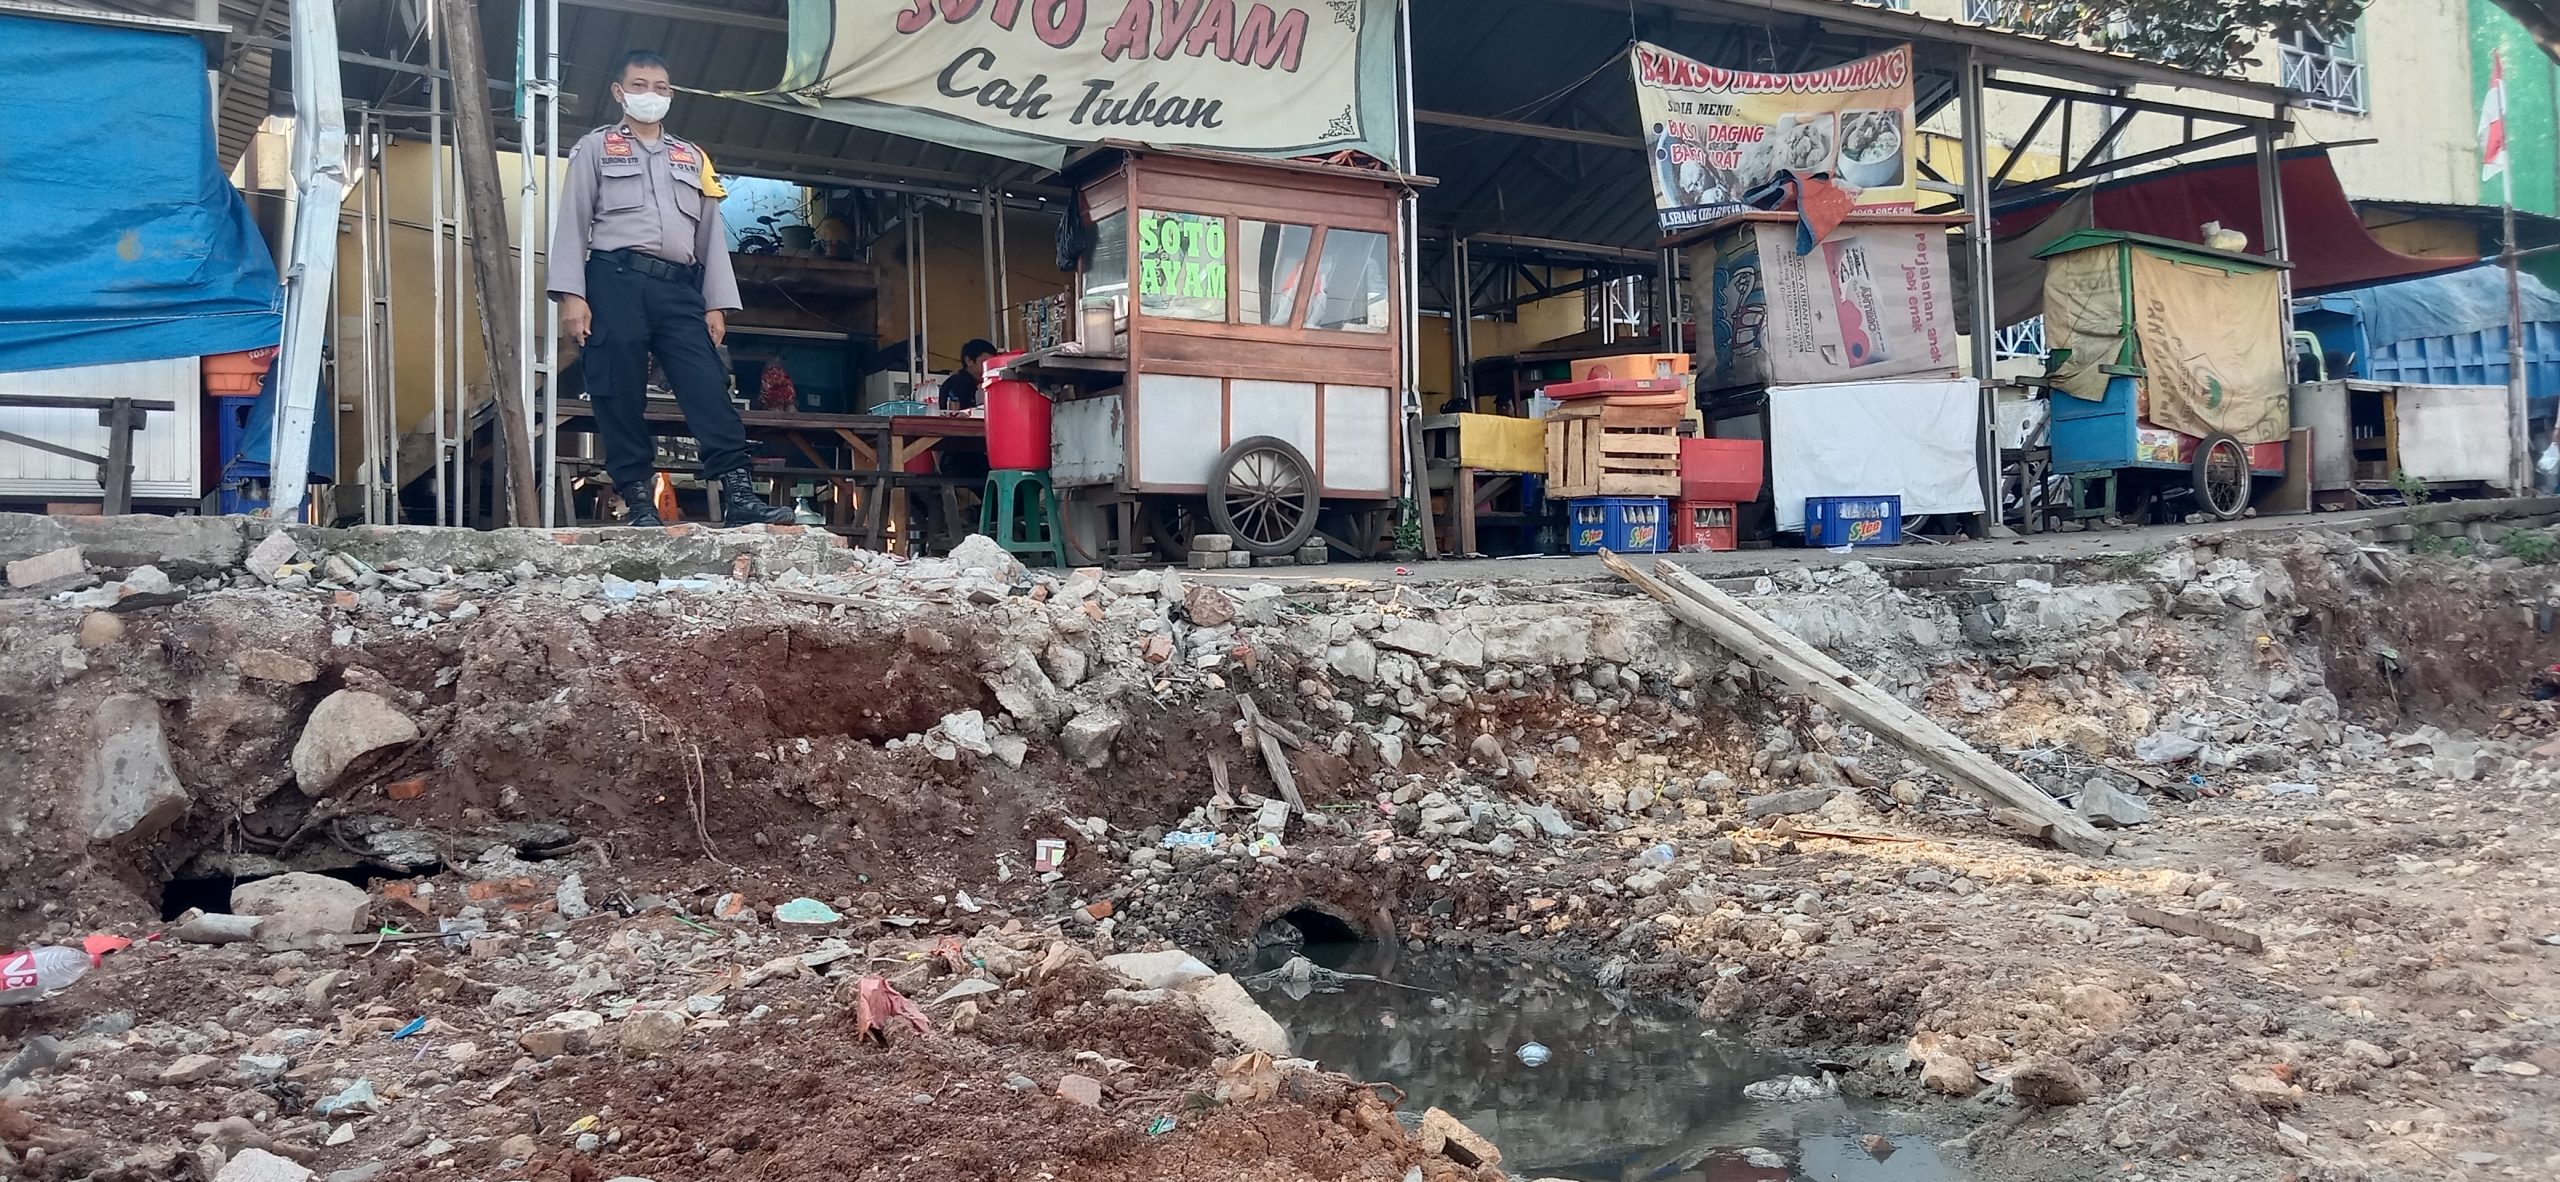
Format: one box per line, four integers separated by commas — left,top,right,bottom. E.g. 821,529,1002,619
1600,551,2115,857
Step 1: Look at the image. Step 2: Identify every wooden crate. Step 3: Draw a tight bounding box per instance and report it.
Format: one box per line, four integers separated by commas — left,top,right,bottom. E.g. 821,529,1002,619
1544,402,1682,498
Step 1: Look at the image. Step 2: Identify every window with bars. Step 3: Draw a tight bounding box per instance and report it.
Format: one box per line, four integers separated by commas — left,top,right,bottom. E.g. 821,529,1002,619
2279,26,2367,114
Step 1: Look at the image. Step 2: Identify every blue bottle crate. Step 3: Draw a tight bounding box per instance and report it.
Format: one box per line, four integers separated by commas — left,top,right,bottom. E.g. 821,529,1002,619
1804,495,1902,547
1567,496,1668,554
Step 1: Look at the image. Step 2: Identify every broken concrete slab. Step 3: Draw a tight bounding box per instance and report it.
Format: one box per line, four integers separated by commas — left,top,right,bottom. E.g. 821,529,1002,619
1177,973,1290,1057
1058,708,1123,769
235,648,319,684
7,546,84,588
1418,1107,1502,1168
214,1148,313,1182
1099,950,1216,992
0,513,247,579
85,693,189,842
2076,780,2155,828
230,872,372,945
244,530,300,582
291,689,419,791
170,910,265,944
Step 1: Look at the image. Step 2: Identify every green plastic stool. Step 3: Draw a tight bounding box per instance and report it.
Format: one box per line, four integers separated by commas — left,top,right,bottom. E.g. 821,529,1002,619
978,468,1067,567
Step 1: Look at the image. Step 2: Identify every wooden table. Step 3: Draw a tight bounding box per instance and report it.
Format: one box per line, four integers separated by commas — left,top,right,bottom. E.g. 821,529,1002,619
550,403,987,553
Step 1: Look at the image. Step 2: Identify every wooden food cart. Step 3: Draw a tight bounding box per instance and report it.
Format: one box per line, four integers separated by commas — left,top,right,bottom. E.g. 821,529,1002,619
1007,149,1415,562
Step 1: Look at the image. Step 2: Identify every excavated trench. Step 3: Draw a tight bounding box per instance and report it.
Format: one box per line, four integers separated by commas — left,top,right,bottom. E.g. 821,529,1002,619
8,508,2560,1181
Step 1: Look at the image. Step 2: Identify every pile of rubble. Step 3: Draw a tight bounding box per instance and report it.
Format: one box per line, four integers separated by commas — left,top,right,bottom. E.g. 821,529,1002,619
3,505,2560,1180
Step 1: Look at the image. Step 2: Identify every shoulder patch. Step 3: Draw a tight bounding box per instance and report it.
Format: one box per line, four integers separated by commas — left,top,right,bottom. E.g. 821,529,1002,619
699,150,726,199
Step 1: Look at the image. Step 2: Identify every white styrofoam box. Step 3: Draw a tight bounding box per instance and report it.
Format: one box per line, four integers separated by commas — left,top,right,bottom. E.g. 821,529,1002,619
0,357,202,501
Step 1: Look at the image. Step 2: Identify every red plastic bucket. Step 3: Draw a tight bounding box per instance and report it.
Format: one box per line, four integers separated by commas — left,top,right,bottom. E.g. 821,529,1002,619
981,351,1050,471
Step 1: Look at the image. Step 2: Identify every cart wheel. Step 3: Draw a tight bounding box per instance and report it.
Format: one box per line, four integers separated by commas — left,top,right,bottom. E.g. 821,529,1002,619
1142,499,1200,561
2192,432,2252,521
1207,435,1320,556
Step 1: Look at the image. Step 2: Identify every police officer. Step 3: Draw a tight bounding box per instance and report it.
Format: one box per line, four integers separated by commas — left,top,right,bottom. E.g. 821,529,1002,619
550,50,790,527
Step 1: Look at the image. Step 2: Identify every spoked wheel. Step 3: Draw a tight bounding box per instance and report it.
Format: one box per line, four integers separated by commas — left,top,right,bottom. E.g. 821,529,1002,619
1142,499,1201,562
2191,432,2252,521
1207,435,1320,556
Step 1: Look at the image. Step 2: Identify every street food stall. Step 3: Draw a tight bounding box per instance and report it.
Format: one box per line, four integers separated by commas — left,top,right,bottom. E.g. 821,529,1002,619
2290,378,2518,499
2038,230,2291,522
1006,149,1415,562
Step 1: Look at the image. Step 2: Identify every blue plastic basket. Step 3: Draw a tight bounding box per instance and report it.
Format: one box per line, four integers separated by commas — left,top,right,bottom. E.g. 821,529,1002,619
1804,495,1902,547
1567,496,1668,554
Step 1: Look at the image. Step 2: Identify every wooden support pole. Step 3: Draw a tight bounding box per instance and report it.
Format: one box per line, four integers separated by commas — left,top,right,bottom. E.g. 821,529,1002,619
1599,551,2115,857
435,0,539,527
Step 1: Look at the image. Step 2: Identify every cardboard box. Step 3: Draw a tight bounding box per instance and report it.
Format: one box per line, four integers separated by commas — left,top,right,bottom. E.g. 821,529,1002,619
1688,216,1962,390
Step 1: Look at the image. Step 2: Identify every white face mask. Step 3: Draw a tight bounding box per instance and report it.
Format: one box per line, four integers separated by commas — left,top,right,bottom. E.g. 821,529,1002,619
619,89,671,124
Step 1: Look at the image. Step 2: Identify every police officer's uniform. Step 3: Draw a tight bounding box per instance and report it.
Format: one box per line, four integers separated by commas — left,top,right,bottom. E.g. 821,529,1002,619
549,121,782,523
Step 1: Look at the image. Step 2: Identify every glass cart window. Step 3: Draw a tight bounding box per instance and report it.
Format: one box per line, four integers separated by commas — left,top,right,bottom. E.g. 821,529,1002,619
1237,221,1314,326
1136,209,1229,322
1303,228,1391,334
1082,209,1129,308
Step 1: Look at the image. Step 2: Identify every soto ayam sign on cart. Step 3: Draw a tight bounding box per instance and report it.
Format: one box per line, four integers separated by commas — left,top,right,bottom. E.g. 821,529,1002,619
748,0,1403,169
1629,42,1919,234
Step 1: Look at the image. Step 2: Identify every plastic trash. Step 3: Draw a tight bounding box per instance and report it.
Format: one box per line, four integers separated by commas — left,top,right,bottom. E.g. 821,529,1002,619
2134,731,2205,764
391,1016,427,1039
2265,782,2320,797
1640,843,1677,869
2539,441,2558,476
314,1078,377,1117
1516,1041,1551,1067
1161,831,1218,850
1145,1116,1177,1136
0,935,129,1006
1742,1073,1839,1102
774,898,843,926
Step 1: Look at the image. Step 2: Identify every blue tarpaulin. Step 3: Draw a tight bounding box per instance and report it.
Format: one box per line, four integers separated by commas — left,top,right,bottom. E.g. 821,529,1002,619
0,12,283,373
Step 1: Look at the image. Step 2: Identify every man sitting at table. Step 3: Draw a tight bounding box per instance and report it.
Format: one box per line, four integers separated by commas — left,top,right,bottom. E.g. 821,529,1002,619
937,339,1000,412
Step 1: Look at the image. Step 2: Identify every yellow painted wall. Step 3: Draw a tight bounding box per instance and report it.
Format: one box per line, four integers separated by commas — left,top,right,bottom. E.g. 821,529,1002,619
1908,0,2480,209
871,203,1072,373
1418,281,1593,399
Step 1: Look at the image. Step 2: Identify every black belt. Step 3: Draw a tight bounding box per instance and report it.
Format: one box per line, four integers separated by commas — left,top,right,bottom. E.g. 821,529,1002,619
592,248,701,285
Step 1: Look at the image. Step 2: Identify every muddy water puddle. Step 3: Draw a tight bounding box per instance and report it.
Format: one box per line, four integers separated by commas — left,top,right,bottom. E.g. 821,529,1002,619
1248,944,1969,1182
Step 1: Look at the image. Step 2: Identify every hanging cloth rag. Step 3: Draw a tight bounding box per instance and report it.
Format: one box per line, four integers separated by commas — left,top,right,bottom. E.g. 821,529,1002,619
1744,170,1856,254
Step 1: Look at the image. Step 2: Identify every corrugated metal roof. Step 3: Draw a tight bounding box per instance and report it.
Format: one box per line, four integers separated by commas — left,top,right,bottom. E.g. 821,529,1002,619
310,0,2294,255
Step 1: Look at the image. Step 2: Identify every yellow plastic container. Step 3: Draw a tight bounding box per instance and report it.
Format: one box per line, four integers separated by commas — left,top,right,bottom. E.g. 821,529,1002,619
1452,413,1547,474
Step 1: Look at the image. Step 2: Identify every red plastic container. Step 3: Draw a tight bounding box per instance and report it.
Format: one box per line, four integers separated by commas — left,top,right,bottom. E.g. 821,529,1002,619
1673,500,1738,552
981,351,1050,471
1678,437,1764,503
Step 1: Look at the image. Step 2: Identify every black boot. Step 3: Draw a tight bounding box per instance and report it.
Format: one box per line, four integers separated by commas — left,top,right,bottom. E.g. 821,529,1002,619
614,479,663,528
715,468,793,526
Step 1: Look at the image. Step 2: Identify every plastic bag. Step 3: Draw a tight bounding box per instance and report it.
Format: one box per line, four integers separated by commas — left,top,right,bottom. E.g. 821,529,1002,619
2538,441,2558,476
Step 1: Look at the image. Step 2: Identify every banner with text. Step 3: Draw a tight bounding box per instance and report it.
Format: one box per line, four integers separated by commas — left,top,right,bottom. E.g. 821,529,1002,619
1630,42,1918,235
750,0,1401,171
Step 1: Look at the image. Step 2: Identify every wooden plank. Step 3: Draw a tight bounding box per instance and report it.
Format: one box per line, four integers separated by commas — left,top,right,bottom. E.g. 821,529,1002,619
437,0,538,527
1236,694,1308,817
1600,552,2114,857
2126,903,2263,952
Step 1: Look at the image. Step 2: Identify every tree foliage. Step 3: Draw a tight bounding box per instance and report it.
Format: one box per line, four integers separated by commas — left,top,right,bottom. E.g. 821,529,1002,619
1977,0,2370,76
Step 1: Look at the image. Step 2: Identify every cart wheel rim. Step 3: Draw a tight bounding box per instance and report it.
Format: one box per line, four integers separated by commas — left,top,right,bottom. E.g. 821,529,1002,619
1216,441,1315,549
2199,437,2250,517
